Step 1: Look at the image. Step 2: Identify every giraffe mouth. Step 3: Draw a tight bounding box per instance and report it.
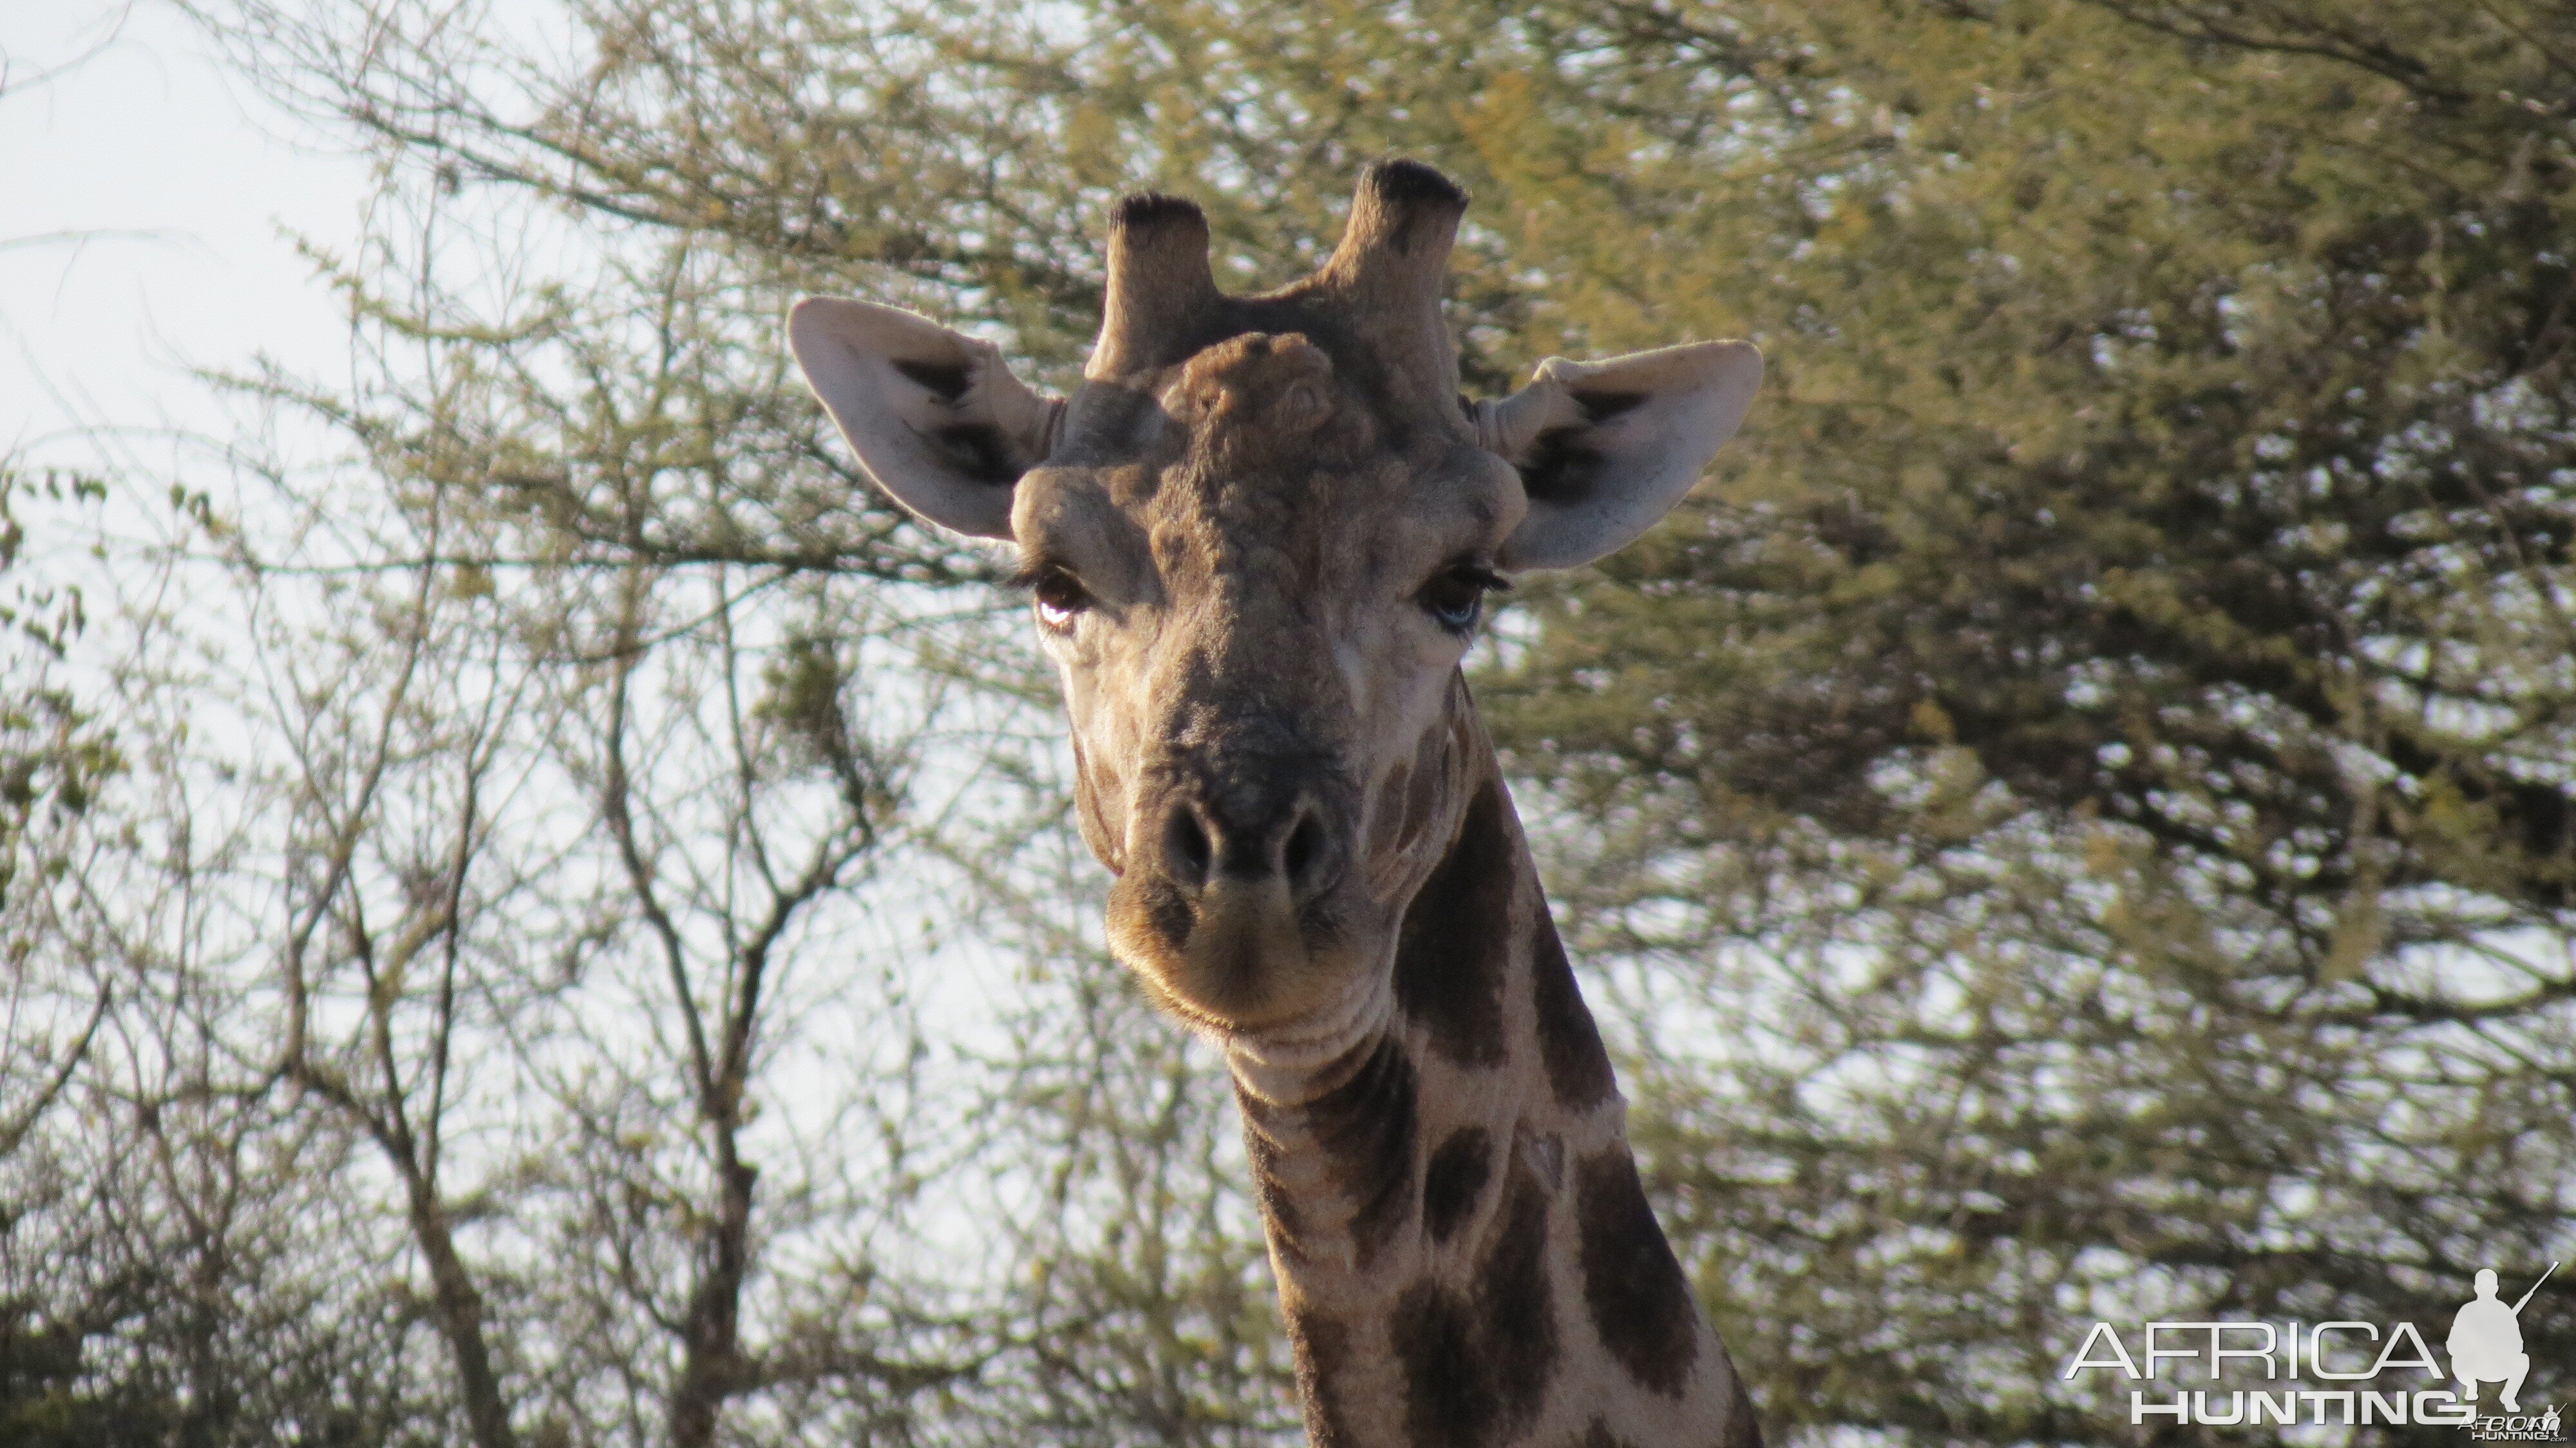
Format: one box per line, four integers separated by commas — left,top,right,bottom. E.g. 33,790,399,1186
1103,866,1383,1034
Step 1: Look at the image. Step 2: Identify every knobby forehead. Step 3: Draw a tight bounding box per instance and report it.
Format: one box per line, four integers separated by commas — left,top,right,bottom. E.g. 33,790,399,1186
1014,329,1525,597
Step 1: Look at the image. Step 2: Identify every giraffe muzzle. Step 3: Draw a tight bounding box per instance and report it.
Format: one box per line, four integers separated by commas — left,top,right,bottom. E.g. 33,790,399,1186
1103,773,1374,1030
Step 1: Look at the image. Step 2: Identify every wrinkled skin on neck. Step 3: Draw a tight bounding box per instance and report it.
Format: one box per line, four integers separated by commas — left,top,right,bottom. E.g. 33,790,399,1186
1014,330,1524,1040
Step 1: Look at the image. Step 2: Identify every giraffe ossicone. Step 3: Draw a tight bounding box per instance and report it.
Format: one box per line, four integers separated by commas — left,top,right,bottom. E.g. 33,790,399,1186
792,160,1765,1448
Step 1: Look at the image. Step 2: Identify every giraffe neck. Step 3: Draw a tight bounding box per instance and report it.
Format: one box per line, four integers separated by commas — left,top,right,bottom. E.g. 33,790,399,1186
1225,736,1762,1448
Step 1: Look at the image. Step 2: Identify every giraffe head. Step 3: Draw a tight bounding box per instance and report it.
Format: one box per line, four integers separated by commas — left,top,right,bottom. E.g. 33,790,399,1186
792,162,1759,1036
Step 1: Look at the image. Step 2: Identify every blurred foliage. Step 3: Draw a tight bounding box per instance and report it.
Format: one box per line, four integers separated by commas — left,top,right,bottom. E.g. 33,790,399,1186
4,0,2569,1445
0,468,118,889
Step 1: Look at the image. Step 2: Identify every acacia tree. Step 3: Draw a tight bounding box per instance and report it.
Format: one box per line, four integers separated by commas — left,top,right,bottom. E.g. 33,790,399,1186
1464,6,2576,1441
7,92,1293,1447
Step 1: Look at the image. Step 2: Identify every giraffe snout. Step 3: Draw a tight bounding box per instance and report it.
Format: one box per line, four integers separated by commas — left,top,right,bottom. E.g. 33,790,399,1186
1153,788,1343,906
1103,765,1376,1031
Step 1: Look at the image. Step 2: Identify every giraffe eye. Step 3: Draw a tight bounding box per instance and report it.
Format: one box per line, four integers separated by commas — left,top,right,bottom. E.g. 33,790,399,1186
1417,564,1506,635
1030,569,1090,631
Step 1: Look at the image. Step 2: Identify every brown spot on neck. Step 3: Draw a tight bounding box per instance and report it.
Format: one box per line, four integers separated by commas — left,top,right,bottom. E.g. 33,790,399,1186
1421,1126,1493,1246
1284,1304,1358,1448
1530,911,1617,1110
1392,778,1515,1065
1720,1362,1767,1448
1389,1161,1558,1447
1575,1147,1701,1397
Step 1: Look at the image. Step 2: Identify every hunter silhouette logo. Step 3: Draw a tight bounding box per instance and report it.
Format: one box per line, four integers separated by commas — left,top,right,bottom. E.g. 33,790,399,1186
2454,1264,2552,1415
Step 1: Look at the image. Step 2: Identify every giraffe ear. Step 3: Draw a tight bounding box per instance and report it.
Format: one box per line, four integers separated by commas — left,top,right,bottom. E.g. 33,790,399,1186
790,297,1062,540
1479,341,1763,571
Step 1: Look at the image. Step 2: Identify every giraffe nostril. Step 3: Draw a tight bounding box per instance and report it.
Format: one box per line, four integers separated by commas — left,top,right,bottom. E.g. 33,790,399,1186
1164,803,1214,890
1282,806,1333,900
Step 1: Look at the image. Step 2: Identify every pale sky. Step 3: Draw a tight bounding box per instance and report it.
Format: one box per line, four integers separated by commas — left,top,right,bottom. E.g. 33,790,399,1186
1,0,370,478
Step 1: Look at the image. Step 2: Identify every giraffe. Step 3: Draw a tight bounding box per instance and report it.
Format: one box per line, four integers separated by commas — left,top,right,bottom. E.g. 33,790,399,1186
790,160,1765,1448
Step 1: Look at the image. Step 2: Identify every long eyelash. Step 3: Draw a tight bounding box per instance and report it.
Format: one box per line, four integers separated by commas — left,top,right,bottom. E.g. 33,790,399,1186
1438,562,1511,595
1003,558,1058,593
